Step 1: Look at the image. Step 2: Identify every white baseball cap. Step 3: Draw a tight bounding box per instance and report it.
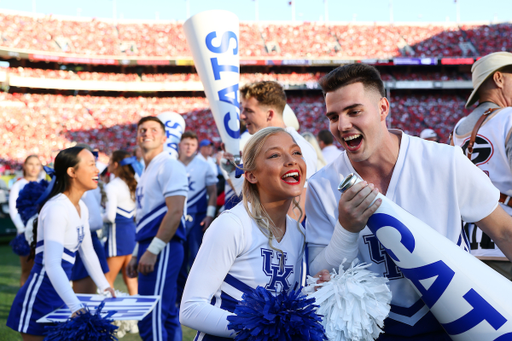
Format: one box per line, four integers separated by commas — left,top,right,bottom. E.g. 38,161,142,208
420,129,437,140
466,52,512,108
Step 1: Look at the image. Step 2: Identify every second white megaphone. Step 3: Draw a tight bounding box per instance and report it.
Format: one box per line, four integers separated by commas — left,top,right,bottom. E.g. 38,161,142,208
339,173,512,341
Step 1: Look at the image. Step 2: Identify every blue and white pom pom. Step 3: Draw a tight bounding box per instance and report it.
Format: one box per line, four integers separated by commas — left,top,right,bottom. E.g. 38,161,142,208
16,179,49,226
303,259,392,341
227,286,327,341
9,233,31,256
44,301,118,341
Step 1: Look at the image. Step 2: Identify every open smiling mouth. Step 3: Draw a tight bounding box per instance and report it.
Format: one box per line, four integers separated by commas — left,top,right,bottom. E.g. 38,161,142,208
281,171,301,185
344,134,363,150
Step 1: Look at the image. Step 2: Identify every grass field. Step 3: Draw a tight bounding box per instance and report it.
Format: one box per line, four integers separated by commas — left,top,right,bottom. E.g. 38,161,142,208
0,243,197,340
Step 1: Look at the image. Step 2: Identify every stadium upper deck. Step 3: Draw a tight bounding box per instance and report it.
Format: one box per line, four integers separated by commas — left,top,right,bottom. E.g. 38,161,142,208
0,9,510,64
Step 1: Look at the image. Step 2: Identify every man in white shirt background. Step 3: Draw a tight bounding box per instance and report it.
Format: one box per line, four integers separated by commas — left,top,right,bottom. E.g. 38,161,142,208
317,129,342,164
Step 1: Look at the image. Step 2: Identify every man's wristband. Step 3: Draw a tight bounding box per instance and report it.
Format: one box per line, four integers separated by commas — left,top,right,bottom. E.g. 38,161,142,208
132,243,139,257
206,205,216,218
147,237,166,255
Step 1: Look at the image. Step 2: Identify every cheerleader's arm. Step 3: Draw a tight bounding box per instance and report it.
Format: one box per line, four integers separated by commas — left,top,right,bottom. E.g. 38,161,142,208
179,213,245,338
9,181,25,233
43,204,83,313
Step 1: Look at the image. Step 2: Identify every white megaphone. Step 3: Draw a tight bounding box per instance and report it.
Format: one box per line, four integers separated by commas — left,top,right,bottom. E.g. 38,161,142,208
339,173,512,341
184,10,240,171
283,104,300,131
157,111,186,159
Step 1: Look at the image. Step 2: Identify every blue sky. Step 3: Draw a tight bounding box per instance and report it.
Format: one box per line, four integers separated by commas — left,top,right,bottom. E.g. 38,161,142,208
0,0,510,23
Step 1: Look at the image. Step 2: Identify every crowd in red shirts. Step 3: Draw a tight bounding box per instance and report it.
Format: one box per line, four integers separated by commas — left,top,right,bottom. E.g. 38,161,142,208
0,91,471,169
1,12,510,58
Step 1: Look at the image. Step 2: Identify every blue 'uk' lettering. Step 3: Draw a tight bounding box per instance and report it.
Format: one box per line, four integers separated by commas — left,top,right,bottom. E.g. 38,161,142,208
187,175,195,192
210,58,239,80
77,225,85,246
205,31,238,55
363,235,403,280
261,249,293,293
136,187,144,209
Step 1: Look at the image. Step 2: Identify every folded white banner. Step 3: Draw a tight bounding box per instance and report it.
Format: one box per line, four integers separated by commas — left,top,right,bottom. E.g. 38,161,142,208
37,294,159,323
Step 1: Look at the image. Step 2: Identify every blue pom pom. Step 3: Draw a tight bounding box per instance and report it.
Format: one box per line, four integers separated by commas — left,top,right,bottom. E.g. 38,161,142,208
9,233,31,256
227,286,327,341
16,180,49,226
44,301,118,341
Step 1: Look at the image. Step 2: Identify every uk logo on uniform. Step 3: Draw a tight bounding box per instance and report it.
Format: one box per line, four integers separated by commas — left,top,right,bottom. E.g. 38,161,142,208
260,248,293,293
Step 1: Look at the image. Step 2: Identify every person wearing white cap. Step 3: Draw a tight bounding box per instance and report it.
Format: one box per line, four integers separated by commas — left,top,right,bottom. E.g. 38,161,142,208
419,128,438,142
452,51,512,280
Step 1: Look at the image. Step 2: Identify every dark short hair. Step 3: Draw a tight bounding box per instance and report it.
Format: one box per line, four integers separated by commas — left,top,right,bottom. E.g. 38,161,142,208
317,129,334,145
181,131,198,141
137,116,165,132
319,64,385,97
240,81,287,115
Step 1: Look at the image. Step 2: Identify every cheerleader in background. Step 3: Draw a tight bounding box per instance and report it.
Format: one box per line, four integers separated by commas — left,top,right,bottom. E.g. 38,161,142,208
103,150,138,295
9,155,42,286
7,146,115,341
180,127,328,339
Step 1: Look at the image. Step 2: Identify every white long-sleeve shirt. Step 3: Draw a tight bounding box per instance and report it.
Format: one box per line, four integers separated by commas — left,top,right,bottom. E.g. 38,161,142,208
180,203,305,338
9,178,28,233
36,193,110,312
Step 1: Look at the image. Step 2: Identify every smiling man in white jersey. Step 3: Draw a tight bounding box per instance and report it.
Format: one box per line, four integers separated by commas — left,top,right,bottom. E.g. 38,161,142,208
452,52,512,280
127,116,188,341
305,63,512,340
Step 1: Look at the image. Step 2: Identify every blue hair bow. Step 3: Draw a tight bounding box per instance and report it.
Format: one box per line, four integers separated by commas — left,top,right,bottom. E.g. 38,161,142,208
235,165,244,179
119,156,143,177
35,166,56,206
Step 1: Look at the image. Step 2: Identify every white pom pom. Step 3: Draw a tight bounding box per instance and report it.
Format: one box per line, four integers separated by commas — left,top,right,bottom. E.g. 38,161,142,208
305,259,392,341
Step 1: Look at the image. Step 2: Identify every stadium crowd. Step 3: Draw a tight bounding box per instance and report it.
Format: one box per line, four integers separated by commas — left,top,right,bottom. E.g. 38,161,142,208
7,67,325,84
0,91,469,170
1,11,511,58
5,67,473,84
